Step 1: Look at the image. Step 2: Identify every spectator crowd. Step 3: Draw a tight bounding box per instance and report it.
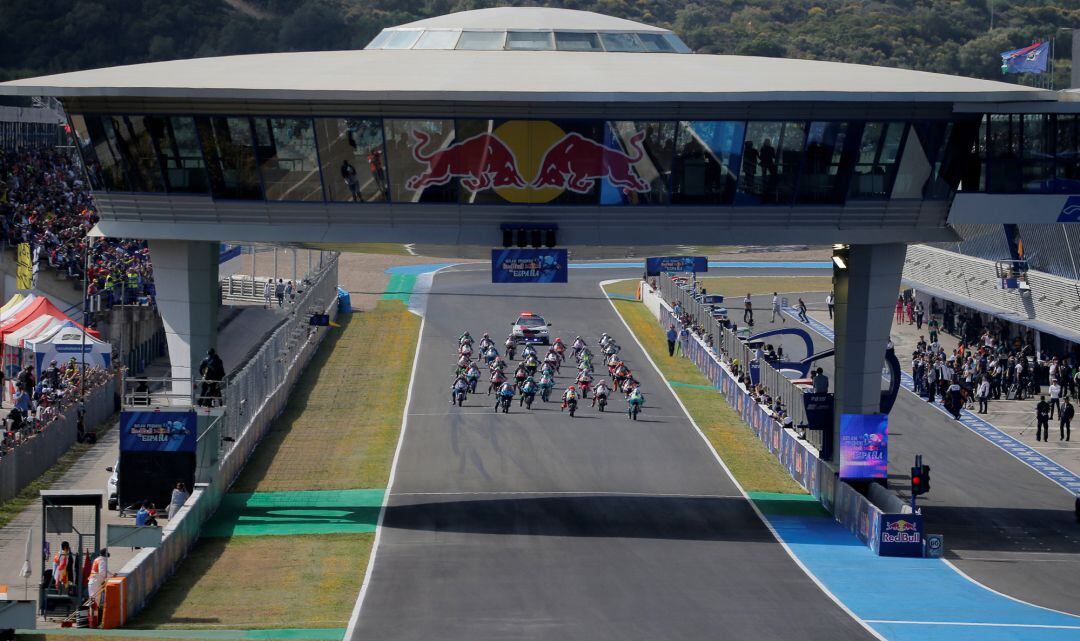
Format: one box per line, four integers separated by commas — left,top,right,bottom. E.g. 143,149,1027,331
2,358,113,455
0,147,155,311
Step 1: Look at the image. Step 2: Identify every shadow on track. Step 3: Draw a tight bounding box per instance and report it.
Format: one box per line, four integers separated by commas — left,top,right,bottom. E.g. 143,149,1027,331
382,495,859,545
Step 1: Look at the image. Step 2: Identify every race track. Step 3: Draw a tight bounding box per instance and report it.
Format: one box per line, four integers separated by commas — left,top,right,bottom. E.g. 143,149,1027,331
351,266,873,641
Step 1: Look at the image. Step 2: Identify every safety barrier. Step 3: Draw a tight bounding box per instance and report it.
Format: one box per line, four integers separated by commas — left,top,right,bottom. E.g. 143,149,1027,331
656,275,814,449
640,283,903,555
117,255,341,621
0,375,117,502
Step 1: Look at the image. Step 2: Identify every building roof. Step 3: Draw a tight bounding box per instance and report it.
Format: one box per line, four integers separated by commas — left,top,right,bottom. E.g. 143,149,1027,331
0,49,1056,104
393,7,668,33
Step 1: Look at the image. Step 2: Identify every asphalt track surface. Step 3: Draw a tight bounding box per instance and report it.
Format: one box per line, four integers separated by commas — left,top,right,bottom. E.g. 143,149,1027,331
755,291,1080,616
352,266,873,641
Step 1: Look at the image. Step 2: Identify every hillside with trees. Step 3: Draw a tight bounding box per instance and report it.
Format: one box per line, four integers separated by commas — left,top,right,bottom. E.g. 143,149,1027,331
0,0,1075,86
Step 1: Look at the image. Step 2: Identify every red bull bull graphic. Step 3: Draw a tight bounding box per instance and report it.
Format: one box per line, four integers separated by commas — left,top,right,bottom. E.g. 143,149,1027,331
532,131,650,194
407,130,527,192
405,121,652,202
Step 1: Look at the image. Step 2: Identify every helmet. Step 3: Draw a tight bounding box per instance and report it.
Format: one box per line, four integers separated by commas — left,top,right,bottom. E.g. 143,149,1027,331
555,337,563,344
568,384,576,390
575,336,581,341
483,332,490,338
526,376,534,382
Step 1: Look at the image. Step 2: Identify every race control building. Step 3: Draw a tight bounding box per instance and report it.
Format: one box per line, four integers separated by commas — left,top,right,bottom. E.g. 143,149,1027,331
2,6,1078,459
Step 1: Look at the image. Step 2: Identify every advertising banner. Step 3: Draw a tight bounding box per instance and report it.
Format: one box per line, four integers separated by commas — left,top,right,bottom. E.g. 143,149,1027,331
645,256,708,276
803,392,834,430
16,243,32,290
839,413,889,480
491,249,568,283
119,411,197,452
878,513,924,557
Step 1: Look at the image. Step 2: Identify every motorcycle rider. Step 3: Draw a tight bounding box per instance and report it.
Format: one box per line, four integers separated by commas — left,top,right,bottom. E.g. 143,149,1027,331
483,345,499,366
478,332,494,353
488,367,507,395
544,348,560,373
538,371,556,400
621,376,637,396
505,334,516,361
465,361,481,393
592,379,610,407
455,353,470,373
496,380,516,411
520,376,538,407
522,343,537,359
602,341,620,356
627,385,646,415
513,363,528,389
598,332,610,347
576,368,593,399
459,341,473,359
571,336,586,359
489,354,506,373
524,353,540,375
612,361,631,387
459,331,473,347
561,384,579,412
450,373,469,404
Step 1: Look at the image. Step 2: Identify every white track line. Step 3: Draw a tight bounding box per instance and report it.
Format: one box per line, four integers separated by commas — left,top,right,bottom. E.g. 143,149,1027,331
343,314,427,640
600,280,888,641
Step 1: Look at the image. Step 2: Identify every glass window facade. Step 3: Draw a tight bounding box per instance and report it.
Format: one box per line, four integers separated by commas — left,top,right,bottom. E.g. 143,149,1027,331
314,118,388,202
70,112,999,205
555,32,602,51
414,30,460,49
849,122,905,199
253,117,323,202
148,116,209,194
196,116,261,200
600,33,644,52
506,31,554,50
456,31,505,50
672,120,742,204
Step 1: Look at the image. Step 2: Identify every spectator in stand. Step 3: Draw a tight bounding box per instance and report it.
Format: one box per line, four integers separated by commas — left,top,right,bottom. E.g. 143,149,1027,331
0,148,155,312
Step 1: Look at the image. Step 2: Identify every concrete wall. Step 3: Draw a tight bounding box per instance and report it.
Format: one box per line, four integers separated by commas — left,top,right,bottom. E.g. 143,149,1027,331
117,258,340,621
0,376,116,502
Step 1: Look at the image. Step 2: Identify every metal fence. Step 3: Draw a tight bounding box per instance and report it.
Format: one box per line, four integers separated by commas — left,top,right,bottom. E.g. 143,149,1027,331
0,120,63,150
655,274,818,450
222,254,340,449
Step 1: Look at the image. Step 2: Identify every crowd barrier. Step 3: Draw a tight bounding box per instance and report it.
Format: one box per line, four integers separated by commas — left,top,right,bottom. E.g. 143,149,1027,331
117,255,341,621
0,375,117,502
641,282,903,555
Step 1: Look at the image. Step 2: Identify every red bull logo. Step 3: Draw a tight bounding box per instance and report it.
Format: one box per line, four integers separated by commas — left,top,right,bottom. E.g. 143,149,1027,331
405,121,651,203
407,130,526,192
881,518,921,544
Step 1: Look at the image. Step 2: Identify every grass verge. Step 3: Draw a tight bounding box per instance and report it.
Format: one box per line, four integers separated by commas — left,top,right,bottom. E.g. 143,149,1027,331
0,413,118,529
604,289,803,494
130,299,421,629
233,300,419,492
129,534,370,630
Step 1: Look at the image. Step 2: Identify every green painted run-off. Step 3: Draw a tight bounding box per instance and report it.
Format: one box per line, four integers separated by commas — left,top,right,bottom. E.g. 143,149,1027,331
202,489,384,537
381,274,416,302
747,491,827,517
668,380,717,391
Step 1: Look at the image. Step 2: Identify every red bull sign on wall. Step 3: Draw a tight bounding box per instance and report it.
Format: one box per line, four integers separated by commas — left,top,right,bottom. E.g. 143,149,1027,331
391,120,662,205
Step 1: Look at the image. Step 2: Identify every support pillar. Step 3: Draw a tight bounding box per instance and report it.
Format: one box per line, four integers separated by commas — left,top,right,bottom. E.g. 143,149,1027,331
149,240,219,398
831,243,906,461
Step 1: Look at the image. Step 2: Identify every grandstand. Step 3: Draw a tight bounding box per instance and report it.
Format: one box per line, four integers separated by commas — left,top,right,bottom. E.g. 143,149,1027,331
908,222,1080,355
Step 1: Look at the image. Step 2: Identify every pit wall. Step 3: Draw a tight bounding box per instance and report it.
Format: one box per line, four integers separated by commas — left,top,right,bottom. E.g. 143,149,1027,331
0,376,116,502
117,257,340,622
639,283,892,554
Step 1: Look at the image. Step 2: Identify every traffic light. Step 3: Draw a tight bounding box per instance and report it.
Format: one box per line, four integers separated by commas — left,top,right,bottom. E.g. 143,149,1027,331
911,464,930,496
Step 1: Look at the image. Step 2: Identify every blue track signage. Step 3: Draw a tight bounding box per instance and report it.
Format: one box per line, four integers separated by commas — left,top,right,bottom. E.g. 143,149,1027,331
491,249,568,283
120,411,197,452
645,256,708,276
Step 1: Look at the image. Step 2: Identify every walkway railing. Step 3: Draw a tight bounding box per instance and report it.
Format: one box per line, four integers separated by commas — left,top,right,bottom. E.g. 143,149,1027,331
655,275,815,450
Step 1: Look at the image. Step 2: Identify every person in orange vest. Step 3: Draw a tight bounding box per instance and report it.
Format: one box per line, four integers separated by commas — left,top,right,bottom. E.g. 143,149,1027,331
87,548,110,607
52,541,73,593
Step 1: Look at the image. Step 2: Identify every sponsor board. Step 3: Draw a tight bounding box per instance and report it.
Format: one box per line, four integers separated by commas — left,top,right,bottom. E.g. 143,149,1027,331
645,256,708,276
491,249,568,283
1059,196,1080,223
119,411,197,452
878,514,924,557
839,413,889,480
